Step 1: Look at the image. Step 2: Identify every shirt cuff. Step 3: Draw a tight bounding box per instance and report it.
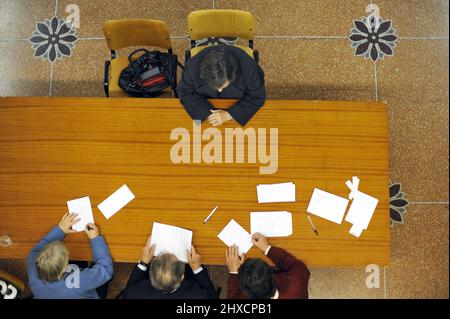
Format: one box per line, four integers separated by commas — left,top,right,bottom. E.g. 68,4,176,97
137,263,148,272
229,271,238,275
264,246,272,256
89,235,103,242
193,267,203,275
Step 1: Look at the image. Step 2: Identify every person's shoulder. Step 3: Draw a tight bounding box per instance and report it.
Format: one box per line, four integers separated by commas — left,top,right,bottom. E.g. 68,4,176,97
177,280,209,298
123,280,156,298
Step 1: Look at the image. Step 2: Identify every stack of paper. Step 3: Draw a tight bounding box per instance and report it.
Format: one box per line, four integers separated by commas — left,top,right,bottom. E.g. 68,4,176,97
98,184,135,219
149,222,193,263
250,211,293,237
67,196,94,232
345,191,379,237
256,182,296,203
218,219,253,255
307,188,349,224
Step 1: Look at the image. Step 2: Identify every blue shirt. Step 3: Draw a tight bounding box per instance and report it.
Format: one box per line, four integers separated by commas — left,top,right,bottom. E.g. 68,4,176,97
27,226,113,299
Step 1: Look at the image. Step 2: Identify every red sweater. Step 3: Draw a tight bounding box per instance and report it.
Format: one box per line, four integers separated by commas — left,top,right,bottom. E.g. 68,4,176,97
227,246,310,299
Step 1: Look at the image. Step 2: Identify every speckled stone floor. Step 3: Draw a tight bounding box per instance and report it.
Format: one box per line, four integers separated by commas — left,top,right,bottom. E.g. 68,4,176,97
0,0,448,299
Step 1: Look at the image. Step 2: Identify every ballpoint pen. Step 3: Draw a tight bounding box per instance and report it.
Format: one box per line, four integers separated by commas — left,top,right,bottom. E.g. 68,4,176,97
203,206,219,224
307,215,319,236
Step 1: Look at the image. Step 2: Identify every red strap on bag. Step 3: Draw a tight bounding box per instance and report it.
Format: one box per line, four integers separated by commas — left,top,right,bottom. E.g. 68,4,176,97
141,74,165,87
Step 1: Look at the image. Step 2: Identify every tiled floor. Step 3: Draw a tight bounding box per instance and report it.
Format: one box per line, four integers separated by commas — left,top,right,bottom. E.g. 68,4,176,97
0,0,448,299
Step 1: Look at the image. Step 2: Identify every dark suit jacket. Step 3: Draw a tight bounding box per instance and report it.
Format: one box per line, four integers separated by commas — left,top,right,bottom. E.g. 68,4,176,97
227,246,310,299
122,264,217,299
177,45,266,126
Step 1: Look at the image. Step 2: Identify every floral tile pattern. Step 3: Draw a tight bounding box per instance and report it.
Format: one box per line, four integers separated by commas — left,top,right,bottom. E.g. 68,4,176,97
29,16,78,63
389,181,409,227
348,13,398,62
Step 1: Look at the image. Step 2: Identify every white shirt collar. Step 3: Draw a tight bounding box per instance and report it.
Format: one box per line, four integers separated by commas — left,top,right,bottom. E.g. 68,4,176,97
271,290,279,299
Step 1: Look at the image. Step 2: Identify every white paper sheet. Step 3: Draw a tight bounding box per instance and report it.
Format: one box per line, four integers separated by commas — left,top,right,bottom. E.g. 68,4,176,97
217,219,253,255
67,196,94,232
149,222,193,263
250,211,293,237
307,188,349,224
345,191,379,237
97,184,135,219
256,182,296,203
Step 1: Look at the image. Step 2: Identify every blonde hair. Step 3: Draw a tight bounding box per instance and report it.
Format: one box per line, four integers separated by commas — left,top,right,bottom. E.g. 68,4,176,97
35,241,69,282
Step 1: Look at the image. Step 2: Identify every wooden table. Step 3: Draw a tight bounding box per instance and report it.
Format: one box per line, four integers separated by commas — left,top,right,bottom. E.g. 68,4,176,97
0,97,390,266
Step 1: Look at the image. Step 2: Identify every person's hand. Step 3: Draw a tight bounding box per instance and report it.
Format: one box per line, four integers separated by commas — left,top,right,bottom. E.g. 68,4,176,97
252,233,270,252
85,223,100,239
187,245,202,271
140,236,155,264
225,245,245,273
207,110,232,127
58,212,80,234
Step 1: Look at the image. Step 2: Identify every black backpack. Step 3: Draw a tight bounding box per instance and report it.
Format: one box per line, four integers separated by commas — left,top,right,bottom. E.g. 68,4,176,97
119,49,183,98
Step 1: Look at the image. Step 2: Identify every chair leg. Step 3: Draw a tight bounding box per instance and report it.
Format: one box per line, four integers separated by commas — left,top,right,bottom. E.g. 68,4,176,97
253,50,260,64
216,287,222,298
104,61,110,97
172,81,178,98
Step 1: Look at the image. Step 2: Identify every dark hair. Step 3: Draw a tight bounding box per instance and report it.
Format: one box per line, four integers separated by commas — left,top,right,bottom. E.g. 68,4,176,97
150,253,185,293
238,258,276,299
199,46,238,90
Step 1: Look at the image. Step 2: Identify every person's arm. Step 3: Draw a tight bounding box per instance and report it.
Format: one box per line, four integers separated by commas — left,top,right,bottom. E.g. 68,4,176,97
225,245,246,299
177,61,213,122
125,239,155,289
193,268,217,299
227,273,244,299
252,233,310,287
266,246,310,284
27,213,80,280
125,264,150,290
187,245,217,299
227,63,266,126
78,224,113,291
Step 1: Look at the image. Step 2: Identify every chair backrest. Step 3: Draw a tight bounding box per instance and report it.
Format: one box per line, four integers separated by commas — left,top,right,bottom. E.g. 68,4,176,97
103,19,172,51
0,269,26,298
188,10,254,40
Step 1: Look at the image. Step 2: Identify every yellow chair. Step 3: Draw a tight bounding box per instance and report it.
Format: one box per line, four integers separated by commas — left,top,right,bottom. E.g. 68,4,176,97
185,9,259,63
102,19,176,97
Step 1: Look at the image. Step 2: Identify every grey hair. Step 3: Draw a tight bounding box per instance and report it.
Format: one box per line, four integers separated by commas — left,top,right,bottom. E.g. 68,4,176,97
150,253,185,293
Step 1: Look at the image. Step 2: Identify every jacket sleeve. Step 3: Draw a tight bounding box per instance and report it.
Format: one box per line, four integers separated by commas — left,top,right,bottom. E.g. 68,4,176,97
125,264,149,289
27,226,66,281
267,246,310,286
227,273,245,299
177,61,213,122
227,64,266,126
78,236,114,291
193,268,218,299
